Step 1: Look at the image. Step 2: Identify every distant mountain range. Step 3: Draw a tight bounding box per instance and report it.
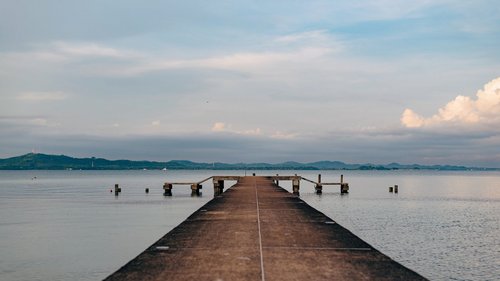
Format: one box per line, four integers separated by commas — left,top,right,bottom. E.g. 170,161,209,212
0,153,497,171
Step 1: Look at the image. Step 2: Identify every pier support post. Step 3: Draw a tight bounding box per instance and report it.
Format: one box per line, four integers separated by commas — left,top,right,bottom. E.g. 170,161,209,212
213,179,224,196
191,184,202,196
341,183,349,194
292,177,300,195
213,180,220,196
163,183,172,196
315,174,322,194
394,185,398,193
315,183,323,194
340,175,349,194
114,184,121,196
275,174,279,185
219,180,224,193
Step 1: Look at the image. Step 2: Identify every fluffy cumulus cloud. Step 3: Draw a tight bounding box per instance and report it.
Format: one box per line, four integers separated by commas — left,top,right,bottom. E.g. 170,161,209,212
211,122,227,132
402,77,500,129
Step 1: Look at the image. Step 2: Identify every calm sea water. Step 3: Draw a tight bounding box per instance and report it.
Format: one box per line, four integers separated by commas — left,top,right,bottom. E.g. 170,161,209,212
0,170,498,281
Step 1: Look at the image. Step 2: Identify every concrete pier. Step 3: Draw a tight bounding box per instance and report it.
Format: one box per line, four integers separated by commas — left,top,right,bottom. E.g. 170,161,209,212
105,176,426,281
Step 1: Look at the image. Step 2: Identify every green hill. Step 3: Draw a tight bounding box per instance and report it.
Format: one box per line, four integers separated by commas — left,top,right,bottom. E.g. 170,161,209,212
0,153,495,171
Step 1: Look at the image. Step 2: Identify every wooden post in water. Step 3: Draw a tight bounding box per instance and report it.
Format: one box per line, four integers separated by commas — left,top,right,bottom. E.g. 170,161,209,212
389,186,394,192
145,188,149,194
340,175,349,194
213,179,219,196
315,174,323,194
163,183,172,196
213,179,224,196
114,184,121,196
292,177,300,195
394,185,398,193
341,183,349,194
191,184,202,196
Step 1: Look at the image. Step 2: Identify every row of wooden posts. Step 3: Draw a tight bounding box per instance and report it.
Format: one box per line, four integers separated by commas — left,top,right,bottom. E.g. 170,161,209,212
112,174,349,197
162,174,349,197
114,179,401,197
163,176,238,197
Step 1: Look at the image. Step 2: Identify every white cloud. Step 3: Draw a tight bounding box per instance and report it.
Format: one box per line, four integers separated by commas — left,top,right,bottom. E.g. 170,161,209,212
211,122,261,136
31,118,49,126
0,42,142,71
211,122,227,132
241,128,261,135
17,91,68,101
0,116,58,128
274,30,330,44
117,46,333,76
3,39,334,78
401,109,425,128
51,41,141,59
402,77,500,129
271,131,297,139
0,33,336,78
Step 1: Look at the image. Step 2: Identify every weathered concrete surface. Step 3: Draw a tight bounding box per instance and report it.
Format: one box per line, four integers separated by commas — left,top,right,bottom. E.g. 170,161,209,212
105,176,427,281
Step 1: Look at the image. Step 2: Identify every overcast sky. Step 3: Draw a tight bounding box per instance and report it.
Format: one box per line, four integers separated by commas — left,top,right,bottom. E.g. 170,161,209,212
1,1,499,167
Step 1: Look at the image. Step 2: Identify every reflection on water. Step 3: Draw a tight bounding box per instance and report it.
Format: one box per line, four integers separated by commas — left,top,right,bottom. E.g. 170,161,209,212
0,170,499,281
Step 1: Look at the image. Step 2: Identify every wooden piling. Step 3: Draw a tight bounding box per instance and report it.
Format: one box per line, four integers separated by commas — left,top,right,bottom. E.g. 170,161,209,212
315,174,323,194
341,183,349,194
389,186,394,192
394,185,398,193
163,183,172,196
145,188,149,194
213,179,224,196
160,174,349,197
218,180,224,193
114,184,120,196
340,175,349,194
292,177,300,195
190,184,202,196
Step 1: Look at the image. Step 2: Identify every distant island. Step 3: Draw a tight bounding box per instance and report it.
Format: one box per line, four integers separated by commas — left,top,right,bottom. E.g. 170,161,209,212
0,153,497,171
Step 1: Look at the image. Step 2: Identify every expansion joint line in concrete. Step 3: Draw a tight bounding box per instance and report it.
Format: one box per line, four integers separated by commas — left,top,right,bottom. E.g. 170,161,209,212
254,178,265,281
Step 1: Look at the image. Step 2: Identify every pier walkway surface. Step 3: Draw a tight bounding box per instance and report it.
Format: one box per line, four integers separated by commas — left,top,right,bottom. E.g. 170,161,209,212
105,176,427,281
